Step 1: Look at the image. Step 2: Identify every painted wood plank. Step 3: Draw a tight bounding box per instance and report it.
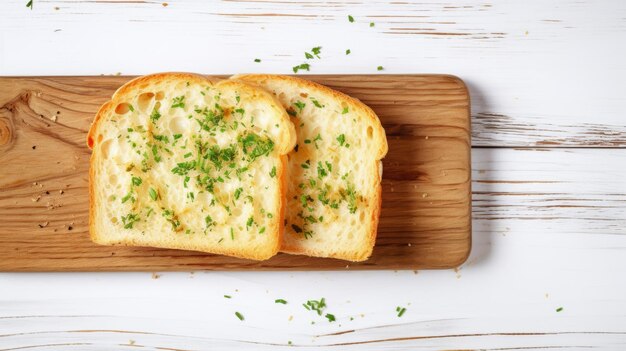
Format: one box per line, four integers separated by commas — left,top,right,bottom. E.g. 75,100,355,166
1,148,625,349
2,0,626,146
0,75,471,271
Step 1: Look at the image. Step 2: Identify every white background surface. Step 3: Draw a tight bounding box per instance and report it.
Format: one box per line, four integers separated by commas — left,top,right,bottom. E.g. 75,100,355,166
1,0,626,350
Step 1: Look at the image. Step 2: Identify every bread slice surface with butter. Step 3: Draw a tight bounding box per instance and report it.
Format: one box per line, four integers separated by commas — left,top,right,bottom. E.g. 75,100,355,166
232,74,388,261
87,73,296,260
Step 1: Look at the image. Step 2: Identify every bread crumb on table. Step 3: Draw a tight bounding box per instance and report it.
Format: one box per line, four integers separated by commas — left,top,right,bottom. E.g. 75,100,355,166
151,272,161,279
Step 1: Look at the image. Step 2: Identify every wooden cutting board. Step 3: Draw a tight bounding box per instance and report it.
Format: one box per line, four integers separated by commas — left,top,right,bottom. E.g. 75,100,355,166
0,75,471,271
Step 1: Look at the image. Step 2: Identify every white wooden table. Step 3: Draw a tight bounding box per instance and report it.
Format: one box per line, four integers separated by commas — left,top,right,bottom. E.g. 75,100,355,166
1,1,625,349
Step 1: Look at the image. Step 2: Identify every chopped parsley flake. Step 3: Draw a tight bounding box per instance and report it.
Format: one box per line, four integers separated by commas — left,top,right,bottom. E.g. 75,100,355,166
224,295,231,299
294,101,305,112
348,15,354,23
292,63,311,74
303,298,326,315
172,95,186,108
310,98,324,108
246,216,254,229
254,58,261,63
370,22,375,27
259,226,266,234
325,313,336,322
317,162,328,179
377,66,384,71
26,0,33,9
235,312,244,321
121,213,140,229
148,187,158,201
205,215,215,230
234,187,243,200
239,133,274,161
121,192,133,204
311,46,322,57
171,161,196,176
275,299,287,304
162,209,181,231
337,134,346,146
342,107,349,114
131,176,142,186
345,49,351,55
396,306,407,317
556,307,564,312
153,135,169,143
305,46,322,59
270,166,276,178
346,182,357,214
313,133,322,148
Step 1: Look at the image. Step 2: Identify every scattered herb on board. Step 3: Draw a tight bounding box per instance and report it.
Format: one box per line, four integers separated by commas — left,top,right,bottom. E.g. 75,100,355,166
275,299,287,304
348,15,354,23
235,311,244,321
26,0,33,9
254,58,261,63
325,313,336,322
556,307,564,312
345,49,351,55
224,295,232,299
377,66,384,71
396,306,407,317
370,22,375,27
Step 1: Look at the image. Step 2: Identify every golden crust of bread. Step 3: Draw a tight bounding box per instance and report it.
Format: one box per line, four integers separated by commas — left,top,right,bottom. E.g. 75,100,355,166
87,72,295,261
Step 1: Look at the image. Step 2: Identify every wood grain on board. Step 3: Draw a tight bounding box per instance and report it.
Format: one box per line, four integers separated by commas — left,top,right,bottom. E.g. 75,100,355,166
0,75,471,271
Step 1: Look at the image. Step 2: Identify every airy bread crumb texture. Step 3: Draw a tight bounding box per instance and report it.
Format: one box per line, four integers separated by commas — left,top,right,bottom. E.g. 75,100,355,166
88,73,295,260
232,75,388,261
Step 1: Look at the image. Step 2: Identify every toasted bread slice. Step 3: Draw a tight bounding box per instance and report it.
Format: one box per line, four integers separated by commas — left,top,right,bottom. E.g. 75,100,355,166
231,74,388,261
87,73,296,260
